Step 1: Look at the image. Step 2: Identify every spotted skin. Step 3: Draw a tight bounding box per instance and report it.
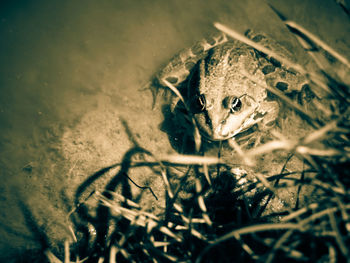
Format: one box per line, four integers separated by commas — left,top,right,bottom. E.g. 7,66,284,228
157,30,309,143
158,32,228,87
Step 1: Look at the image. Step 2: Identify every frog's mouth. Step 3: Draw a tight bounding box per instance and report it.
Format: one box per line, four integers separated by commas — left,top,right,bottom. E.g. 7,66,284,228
194,97,263,141
195,114,257,141
200,132,233,142
198,113,261,141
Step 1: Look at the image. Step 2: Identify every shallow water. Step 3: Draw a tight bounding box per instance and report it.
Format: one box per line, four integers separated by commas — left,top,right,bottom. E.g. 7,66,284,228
0,0,349,260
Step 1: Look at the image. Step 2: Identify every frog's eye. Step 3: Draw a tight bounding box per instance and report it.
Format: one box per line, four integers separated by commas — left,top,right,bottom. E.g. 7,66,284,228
224,96,242,113
192,94,206,113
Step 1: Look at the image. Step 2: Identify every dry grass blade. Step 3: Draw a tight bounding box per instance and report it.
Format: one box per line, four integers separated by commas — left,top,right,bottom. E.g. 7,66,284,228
100,191,141,208
299,205,350,226
266,230,295,263
305,177,345,195
45,250,63,263
206,223,302,249
202,163,212,185
160,154,221,165
253,172,277,193
285,21,350,69
98,195,159,223
302,120,338,144
328,211,349,257
297,146,342,157
173,203,183,213
153,241,171,247
228,138,254,166
233,231,259,260
328,244,337,263
214,22,306,73
281,203,319,222
245,118,346,160
98,193,185,244
180,216,206,224
174,225,208,241
195,178,213,226
146,247,179,262
64,240,70,263
245,139,292,156
158,226,182,242
160,166,174,199
214,22,334,94
109,246,117,263
196,223,302,263
240,70,319,127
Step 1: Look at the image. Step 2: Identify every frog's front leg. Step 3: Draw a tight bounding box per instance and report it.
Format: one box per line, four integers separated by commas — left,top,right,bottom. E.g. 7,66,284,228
257,100,279,131
253,100,279,146
229,100,279,150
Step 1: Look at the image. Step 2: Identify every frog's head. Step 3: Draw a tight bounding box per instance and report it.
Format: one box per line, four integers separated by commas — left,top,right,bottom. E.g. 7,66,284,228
186,43,270,141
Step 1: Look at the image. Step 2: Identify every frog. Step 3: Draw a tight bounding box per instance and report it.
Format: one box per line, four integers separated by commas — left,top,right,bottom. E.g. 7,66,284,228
156,30,310,148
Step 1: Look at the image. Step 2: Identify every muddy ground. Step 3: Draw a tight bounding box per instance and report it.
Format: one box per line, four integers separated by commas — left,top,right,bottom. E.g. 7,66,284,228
0,0,349,260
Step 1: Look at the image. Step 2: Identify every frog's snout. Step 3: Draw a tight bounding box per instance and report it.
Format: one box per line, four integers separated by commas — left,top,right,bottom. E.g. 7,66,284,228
214,120,236,140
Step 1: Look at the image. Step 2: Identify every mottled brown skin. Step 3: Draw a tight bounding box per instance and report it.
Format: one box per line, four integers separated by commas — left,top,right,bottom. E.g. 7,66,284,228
158,31,308,142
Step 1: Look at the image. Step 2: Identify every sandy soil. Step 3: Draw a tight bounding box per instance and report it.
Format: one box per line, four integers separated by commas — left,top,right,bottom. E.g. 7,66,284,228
0,0,349,260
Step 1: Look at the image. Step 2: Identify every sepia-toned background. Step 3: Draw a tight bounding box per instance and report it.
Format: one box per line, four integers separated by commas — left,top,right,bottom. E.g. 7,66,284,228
0,0,349,260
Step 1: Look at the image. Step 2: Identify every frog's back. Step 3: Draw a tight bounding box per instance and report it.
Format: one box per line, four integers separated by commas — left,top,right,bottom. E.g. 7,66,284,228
157,32,228,87
157,30,307,94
